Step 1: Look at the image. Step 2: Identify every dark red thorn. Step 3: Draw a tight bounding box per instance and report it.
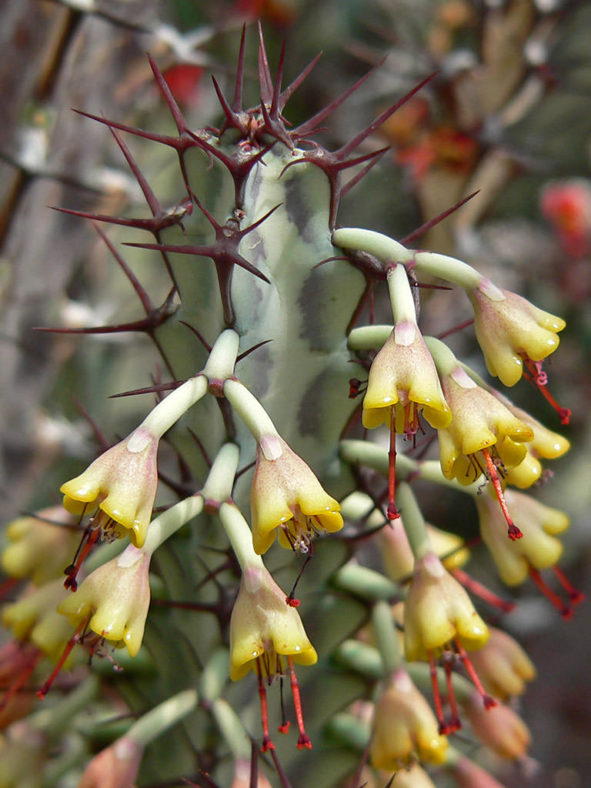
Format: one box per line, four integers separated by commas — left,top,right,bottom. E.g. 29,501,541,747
257,22,274,105
260,98,293,149
179,321,212,352
71,398,110,451
211,75,245,134
73,109,198,153
123,241,271,285
279,51,323,111
51,205,190,235
233,25,247,112
147,53,189,136
108,380,183,399
339,146,390,201
270,39,287,119
293,63,383,140
338,71,439,160
108,123,162,216
401,191,480,246
0,647,41,711
436,318,475,340
237,338,273,362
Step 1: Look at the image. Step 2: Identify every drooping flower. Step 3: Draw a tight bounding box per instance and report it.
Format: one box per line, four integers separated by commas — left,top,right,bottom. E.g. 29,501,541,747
463,691,531,760
468,626,536,701
468,283,565,387
362,323,451,433
404,552,489,663
437,366,533,485
1,507,80,586
61,427,159,549
77,735,143,788
369,667,448,770
403,551,492,732
376,762,437,788
58,544,151,658
476,488,568,586
451,753,509,788
229,562,317,751
250,435,343,554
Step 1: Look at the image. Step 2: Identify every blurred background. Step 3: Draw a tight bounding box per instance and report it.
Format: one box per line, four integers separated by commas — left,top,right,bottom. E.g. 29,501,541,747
1,1,590,785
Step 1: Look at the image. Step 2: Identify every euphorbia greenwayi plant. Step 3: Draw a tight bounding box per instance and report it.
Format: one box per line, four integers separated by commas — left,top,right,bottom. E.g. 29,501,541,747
0,24,583,788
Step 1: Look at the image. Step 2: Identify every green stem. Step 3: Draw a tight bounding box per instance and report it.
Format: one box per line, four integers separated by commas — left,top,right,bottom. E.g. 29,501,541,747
30,675,99,736
223,378,279,446
140,374,208,438
332,227,411,265
387,263,417,326
202,328,240,382
218,501,264,572
347,324,393,352
372,600,402,675
412,250,484,290
125,688,198,748
200,442,239,504
142,495,204,556
211,698,252,760
332,563,400,602
396,482,431,561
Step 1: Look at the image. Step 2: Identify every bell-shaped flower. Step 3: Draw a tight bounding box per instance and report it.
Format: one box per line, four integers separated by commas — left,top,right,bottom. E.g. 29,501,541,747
501,402,570,488
468,627,536,700
250,435,343,555
58,544,151,657
370,668,448,769
78,735,142,788
468,283,565,386
437,366,533,484
451,754,509,788
61,427,159,548
1,506,80,586
229,563,317,681
2,579,78,663
463,691,531,759
362,322,451,432
380,520,470,582
476,489,569,586
376,763,437,788
404,552,489,663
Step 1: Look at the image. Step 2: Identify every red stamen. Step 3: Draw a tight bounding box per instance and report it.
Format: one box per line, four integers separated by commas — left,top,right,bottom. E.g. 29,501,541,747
0,649,41,711
287,655,312,750
428,651,449,735
387,408,400,520
454,638,496,709
529,567,572,618
255,659,275,752
522,356,571,425
553,566,585,605
443,657,461,732
450,568,515,613
278,674,290,734
481,449,522,540
64,524,101,591
37,620,86,699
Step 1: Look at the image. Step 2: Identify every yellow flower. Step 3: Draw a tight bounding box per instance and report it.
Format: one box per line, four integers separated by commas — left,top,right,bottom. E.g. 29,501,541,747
2,579,78,663
380,520,469,582
463,691,531,759
1,506,79,586
501,401,570,488
437,366,533,484
362,323,451,432
469,284,565,386
250,435,343,554
468,627,536,700
476,488,569,586
370,668,448,769
404,552,489,663
58,545,151,657
376,763,437,788
61,427,159,548
229,563,317,681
